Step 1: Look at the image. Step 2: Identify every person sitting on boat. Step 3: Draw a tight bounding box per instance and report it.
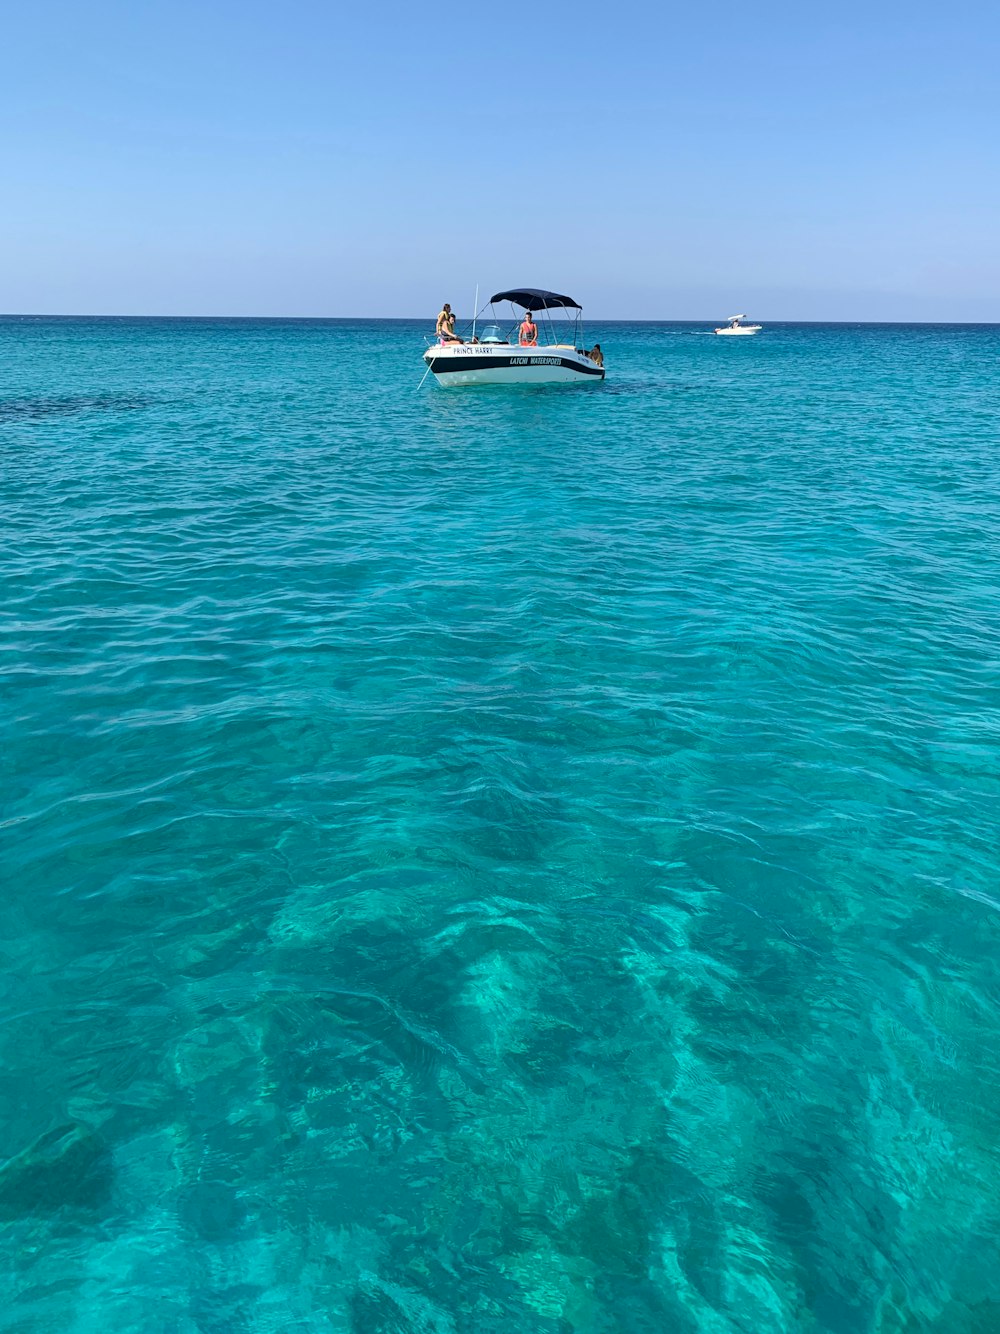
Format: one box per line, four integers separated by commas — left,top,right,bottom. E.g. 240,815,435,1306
588,344,603,367
437,303,461,343
519,313,538,346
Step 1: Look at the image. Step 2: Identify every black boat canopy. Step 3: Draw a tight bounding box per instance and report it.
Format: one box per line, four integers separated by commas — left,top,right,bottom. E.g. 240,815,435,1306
489,287,581,311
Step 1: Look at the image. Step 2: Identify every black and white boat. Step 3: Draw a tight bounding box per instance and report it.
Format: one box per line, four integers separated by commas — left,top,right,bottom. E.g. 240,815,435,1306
423,288,605,387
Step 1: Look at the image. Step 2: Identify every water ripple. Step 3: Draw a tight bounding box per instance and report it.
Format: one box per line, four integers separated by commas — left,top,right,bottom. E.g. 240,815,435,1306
2,318,1000,1330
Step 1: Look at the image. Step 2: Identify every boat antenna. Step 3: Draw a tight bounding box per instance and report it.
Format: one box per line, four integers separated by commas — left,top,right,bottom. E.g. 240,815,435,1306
471,283,479,341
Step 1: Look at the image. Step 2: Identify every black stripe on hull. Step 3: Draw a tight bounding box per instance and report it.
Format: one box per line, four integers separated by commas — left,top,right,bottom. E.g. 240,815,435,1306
428,354,604,378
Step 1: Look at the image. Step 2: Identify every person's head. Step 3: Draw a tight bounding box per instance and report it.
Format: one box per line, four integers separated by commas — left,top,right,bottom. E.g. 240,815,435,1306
593,343,601,351
443,303,451,313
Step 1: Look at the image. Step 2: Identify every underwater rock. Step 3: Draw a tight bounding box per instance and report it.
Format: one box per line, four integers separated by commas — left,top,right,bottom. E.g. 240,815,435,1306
0,1122,112,1217
0,392,155,422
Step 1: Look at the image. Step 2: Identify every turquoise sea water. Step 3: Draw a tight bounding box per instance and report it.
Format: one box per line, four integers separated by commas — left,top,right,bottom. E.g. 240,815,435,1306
2,316,1000,1332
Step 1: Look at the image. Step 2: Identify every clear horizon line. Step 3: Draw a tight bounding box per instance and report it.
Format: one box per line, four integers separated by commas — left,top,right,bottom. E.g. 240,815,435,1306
1,312,999,327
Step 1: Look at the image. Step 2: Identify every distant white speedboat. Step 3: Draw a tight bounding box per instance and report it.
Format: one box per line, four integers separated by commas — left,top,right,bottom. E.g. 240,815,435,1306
423,288,605,386
715,314,762,336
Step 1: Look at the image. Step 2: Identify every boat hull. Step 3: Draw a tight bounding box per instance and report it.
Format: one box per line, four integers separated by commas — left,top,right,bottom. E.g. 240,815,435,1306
714,326,762,336
424,344,604,386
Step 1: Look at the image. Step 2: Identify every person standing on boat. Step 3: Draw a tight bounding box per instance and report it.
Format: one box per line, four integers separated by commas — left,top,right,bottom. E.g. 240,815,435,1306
519,312,538,346
588,344,603,367
437,303,460,343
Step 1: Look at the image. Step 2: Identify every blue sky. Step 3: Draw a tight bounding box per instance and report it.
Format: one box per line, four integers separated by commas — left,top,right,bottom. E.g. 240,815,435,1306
2,0,997,319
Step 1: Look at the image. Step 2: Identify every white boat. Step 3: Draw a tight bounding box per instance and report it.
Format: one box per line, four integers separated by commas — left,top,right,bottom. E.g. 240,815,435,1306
423,288,605,386
714,314,762,336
